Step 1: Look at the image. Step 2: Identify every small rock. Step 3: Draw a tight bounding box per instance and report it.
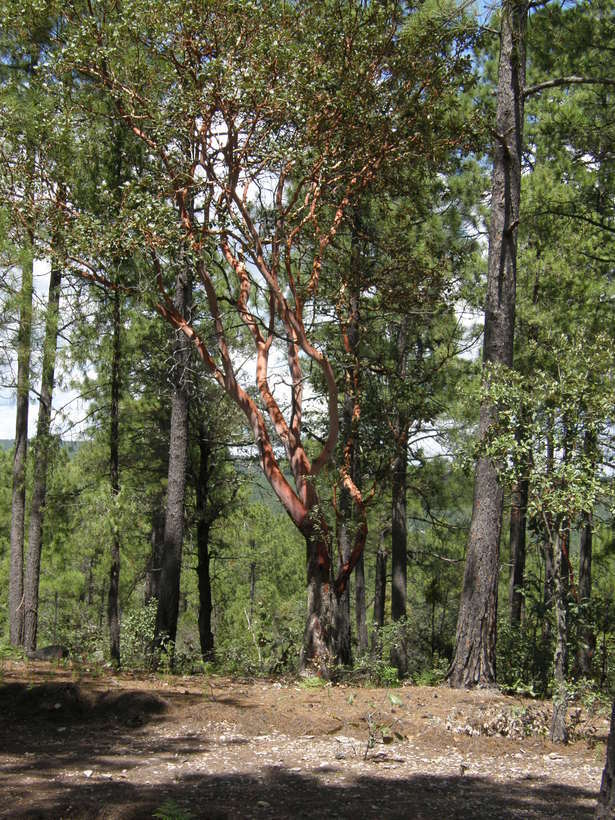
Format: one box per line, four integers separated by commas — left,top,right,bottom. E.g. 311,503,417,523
83,770,93,778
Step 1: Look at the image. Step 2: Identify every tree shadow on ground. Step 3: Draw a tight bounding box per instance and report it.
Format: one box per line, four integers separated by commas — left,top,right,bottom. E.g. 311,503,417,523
0,678,600,819
3,762,598,819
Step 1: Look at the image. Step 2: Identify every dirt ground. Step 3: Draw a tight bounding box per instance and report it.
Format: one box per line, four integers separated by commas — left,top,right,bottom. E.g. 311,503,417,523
0,660,609,819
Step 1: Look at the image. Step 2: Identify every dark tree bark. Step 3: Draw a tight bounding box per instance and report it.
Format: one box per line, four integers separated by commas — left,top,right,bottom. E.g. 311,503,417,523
107,286,122,667
336,383,354,665
597,701,615,819
154,266,192,654
335,514,353,666
196,429,214,659
8,248,33,647
145,505,165,604
542,422,555,644
577,431,597,677
390,438,408,674
449,0,527,688
300,517,336,676
355,552,368,656
391,318,409,676
551,530,569,743
509,476,528,625
334,215,366,665
577,511,595,677
542,536,555,640
390,441,407,617
371,528,388,657
22,261,62,652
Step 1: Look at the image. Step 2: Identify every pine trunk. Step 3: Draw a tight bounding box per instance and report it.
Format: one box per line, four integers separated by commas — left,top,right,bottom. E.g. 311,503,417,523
9,247,33,646
449,0,527,688
551,531,568,743
390,317,409,676
371,530,388,657
145,506,165,603
542,536,555,643
509,477,528,625
155,267,191,654
596,701,615,819
577,511,595,677
355,552,368,656
22,262,61,652
107,287,122,666
448,451,503,687
196,430,214,660
577,429,597,677
391,441,408,675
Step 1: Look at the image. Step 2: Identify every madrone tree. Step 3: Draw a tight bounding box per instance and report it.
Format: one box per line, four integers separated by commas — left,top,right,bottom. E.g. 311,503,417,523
36,0,475,672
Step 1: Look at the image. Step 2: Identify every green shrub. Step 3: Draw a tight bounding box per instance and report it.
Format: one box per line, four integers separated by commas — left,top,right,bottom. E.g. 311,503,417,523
120,600,158,669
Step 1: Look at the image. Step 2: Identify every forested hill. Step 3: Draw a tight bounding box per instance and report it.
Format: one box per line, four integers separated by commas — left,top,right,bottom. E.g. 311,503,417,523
0,439,83,454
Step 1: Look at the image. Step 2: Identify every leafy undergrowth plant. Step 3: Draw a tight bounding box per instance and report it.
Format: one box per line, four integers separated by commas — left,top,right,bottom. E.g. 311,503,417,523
153,799,194,820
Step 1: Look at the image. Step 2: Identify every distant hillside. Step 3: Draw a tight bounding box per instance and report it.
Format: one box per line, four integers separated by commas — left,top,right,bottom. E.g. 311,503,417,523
0,439,84,454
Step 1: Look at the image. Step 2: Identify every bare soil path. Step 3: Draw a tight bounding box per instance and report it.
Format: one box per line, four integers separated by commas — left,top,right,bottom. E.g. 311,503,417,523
0,661,608,819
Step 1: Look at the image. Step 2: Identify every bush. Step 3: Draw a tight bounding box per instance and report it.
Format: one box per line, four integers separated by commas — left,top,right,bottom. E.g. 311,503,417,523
497,617,552,697
120,600,158,669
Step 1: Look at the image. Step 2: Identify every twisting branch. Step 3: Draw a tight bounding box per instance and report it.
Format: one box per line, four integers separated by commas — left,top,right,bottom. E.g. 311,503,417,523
524,76,615,99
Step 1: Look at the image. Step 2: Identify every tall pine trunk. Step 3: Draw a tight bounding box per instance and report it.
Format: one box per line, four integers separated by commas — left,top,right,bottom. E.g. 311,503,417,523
196,428,214,661
145,505,165,604
154,266,191,655
449,0,527,688
107,287,122,666
597,702,615,818
509,476,528,625
8,246,33,646
551,530,568,743
371,528,388,657
577,511,595,677
390,438,408,674
391,318,409,676
577,430,596,677
22,261,61,652
355,552,368,656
